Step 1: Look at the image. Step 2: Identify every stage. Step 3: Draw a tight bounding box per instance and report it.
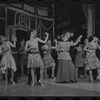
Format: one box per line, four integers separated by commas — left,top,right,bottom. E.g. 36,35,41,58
0,76,100,96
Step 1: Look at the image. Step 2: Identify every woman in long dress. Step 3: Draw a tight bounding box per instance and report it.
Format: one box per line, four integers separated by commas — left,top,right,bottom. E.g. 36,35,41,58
25,29,49,86
84,36,100,81
0,36,17,84
42,39,57,79
56,32,82,83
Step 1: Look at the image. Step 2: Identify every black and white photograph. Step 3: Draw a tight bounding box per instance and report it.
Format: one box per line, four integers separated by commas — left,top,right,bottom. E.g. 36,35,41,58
0,0,100,99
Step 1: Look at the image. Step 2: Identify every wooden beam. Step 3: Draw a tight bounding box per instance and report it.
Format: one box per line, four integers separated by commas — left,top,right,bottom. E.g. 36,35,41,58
7,6,53,21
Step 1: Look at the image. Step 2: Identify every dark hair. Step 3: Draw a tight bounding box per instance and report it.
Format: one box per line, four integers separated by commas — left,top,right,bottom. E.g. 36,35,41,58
78,43,84,49
88,36,94,42
60,34,65,41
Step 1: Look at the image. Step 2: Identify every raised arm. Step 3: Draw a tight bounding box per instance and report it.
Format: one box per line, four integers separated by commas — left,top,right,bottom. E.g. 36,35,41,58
70,35,82,46
8,41,16,48
38,32,49,44
51,39,58,49
8,36,17,48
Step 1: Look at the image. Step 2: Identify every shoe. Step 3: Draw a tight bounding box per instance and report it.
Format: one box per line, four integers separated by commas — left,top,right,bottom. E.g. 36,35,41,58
12,81,16,84
51,76,56,79
5,82,8,85
38,80,45,86
97,76,100,81
40,83,44,86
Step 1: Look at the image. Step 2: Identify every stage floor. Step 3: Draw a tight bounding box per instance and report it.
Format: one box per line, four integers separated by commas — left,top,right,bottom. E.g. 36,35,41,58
0,76,100,96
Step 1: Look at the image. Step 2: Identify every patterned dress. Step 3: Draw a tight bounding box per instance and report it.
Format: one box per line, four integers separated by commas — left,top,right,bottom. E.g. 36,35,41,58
85,43,100,70
19,46,27,66
0,41,17,73
42,45,55,69
27,38,44,69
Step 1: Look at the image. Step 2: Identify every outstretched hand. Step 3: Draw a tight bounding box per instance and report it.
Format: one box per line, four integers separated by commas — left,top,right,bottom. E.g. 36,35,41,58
78,35,82,42
45,32,49,36
15,37,17,42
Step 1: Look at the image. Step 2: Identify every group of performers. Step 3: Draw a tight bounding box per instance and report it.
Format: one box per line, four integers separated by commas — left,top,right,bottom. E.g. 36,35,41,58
0,29,100,86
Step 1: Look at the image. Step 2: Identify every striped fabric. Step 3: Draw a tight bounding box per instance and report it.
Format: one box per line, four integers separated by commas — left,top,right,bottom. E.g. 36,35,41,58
82,4,95,38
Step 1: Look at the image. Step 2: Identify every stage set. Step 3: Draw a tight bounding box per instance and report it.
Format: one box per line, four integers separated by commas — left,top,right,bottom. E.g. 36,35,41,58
0,2,100,97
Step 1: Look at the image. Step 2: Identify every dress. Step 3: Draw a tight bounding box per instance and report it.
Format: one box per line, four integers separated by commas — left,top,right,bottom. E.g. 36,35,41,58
19,46,28,66
75,51,85,68
85,43,100,70
42,45,55,69
56,42,77,82
27,38,44,69
0,41,17,73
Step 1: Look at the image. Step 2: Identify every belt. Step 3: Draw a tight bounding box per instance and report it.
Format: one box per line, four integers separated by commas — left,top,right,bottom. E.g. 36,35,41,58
29,51,40,54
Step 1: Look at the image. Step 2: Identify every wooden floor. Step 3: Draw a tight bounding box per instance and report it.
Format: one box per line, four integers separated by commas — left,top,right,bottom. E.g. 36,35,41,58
0,76,100,96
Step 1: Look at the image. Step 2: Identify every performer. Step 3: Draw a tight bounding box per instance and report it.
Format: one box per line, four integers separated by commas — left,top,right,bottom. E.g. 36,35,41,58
12,47,19,83
0,36,17,84
19,39,27,76
75,44,86,79
42,39,57,79
56,32,82,83
0,36,4,80
25,29,49,86
84,36,100,81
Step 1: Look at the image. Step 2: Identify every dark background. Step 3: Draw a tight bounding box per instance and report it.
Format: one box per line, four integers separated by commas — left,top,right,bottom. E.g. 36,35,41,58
33,2,100,42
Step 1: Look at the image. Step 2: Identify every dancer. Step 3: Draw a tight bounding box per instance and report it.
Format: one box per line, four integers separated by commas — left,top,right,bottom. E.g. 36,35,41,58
0,36,17,84
0,36,4,68
19,39,27,76
25,29,49,86
56,32,82,83
0,36,4,80
42,39,57,79
75,44,86,79
12,47,19,83
84,36,100,81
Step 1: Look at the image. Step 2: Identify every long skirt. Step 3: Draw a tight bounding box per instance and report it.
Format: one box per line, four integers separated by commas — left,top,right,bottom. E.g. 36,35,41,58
56,60,77,83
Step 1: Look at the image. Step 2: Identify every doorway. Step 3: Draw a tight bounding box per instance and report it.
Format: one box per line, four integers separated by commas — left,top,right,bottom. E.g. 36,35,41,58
16,30,28,42
16,29,28,52
16,30,28,76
